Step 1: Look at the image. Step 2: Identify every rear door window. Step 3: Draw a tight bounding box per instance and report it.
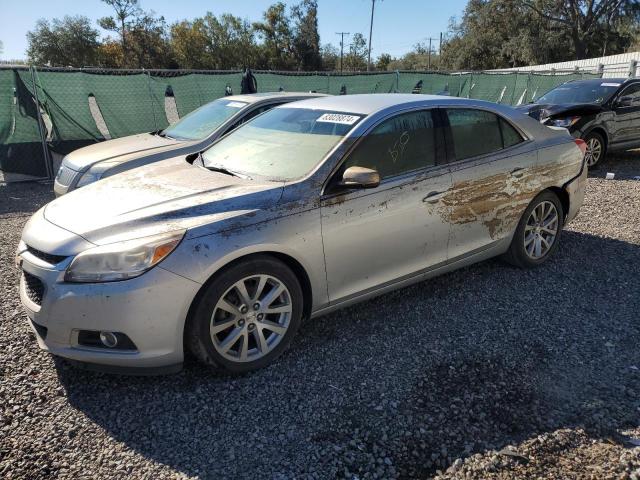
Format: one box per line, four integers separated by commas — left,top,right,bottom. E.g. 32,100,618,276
445,109,523,161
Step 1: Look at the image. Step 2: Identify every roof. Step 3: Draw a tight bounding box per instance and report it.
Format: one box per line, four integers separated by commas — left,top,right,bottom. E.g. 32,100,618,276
562,78,629,85
281,93,487,115
226,91,329,104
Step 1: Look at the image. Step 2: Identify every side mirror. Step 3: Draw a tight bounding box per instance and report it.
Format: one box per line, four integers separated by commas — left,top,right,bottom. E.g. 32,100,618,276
340,166,380,189
616,95,633,108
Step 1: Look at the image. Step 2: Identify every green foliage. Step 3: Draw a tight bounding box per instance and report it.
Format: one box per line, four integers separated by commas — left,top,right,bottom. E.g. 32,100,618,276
343,33,368,71
440,0,640,70
26,16,100,67
23,0,639,71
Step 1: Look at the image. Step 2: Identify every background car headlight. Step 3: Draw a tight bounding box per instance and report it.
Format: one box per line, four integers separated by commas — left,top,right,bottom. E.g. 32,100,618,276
64,231,185,283
548,116,581,127
76,161,117,188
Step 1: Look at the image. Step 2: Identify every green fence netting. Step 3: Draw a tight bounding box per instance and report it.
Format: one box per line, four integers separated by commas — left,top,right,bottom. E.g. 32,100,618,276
0,69,48,177
0,67,603,179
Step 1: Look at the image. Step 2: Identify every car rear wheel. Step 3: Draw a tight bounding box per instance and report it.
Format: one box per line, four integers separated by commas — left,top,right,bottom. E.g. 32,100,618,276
503,191,564,268
186,255,303,374
583,131,606,168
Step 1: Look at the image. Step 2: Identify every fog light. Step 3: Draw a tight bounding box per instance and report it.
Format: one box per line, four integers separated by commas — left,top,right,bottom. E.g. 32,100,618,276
99,331,118,348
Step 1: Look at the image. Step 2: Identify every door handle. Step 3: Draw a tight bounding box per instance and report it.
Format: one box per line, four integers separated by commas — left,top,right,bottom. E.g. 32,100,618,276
510,167,525,178
423,191,446,204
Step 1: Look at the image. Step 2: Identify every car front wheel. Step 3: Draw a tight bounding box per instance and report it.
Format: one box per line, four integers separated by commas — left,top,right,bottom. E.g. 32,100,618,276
583,131,606,168
503,191,564,268
186,255,303,374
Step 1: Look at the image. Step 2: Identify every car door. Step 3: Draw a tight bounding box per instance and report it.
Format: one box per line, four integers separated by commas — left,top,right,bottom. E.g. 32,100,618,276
442,108,537,260
320,109,452,303
611,83,640,147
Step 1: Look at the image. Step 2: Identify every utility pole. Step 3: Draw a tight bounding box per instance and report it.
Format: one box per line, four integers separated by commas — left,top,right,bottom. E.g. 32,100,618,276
439,32,443,70
424,37,439,70
367,0,380,71
336,32,350,73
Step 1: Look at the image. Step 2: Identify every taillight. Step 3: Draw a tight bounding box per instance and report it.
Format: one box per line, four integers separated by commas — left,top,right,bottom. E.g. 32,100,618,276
574,138,587,156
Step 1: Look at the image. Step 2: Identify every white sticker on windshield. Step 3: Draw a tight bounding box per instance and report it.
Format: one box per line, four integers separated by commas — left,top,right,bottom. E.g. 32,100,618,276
317,113,360,125
226,101,247,108
601,82,621,87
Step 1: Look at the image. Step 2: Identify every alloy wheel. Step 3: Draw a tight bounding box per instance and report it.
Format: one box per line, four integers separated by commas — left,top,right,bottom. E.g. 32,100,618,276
210,274,292,362
524,201,559,260
584,137,602,167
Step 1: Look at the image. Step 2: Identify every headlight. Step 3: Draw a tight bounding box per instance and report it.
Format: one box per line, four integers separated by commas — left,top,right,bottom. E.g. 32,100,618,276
548,116,581,127
64,231,185,283
76,162,116,188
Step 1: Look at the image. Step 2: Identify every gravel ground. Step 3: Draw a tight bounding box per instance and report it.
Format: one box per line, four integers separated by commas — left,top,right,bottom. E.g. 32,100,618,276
1,154,640,479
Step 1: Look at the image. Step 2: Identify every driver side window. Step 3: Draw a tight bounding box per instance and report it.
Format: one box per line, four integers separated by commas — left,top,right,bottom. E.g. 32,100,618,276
619,84,640,103
343,110,437,180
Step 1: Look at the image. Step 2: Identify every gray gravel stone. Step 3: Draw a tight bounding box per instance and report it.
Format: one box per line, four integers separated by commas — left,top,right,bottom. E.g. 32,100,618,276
1,153,640,479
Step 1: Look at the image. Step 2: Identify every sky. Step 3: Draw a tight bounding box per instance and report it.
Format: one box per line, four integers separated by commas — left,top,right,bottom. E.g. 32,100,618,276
0,0,468,61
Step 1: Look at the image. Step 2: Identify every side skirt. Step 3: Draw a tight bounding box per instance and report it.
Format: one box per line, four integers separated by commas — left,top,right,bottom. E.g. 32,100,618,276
310,239,509,319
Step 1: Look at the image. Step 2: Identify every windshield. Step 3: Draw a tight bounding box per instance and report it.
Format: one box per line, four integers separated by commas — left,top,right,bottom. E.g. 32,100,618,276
202,108,362,180
161,99,248,141
536,81,621,105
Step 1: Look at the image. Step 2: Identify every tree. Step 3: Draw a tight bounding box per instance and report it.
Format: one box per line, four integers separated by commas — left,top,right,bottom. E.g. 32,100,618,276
253,2,295,69
523,0,639,59
98,0,140,55
26,16,100,66
291,0,321,70
440,0,575,70
170,19,211,69
320,43,339,70
375,53,392,71
125,12,174,68
344,33,368,71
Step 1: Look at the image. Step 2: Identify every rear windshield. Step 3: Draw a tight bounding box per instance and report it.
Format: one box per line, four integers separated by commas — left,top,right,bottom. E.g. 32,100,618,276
202,108,362,180
537,81,620,105
161,99,248,141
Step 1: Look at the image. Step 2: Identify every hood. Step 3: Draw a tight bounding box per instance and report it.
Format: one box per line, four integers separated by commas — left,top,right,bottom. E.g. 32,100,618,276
516,103,602,121
63,133,184,171
44,157,284,244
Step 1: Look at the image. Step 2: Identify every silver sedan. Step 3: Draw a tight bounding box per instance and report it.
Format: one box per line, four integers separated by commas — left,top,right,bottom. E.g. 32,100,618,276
53,92,326,196
18,94,587,374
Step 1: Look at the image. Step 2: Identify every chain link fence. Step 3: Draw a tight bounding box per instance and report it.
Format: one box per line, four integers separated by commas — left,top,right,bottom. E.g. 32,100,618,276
1,65,626,181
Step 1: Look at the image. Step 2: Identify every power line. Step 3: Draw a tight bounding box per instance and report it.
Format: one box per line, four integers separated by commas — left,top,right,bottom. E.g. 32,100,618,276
336,32,350,74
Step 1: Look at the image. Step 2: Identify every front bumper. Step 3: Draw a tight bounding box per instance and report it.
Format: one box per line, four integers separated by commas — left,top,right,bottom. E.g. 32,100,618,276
18,253,200,371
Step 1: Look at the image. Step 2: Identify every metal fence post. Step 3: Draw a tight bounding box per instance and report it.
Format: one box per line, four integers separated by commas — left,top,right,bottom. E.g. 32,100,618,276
29,66,54,180
597,63,604,77
395,70,399,93
629,60,638,78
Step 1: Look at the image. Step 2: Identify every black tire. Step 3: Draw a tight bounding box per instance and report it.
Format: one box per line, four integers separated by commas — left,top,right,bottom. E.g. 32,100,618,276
503,190,564,269
186,255,303,374
582,131,606,169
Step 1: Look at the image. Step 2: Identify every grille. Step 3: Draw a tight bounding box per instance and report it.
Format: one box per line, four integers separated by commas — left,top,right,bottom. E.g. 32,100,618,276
23,271,45,305
26,245,67,265
56,165,79,187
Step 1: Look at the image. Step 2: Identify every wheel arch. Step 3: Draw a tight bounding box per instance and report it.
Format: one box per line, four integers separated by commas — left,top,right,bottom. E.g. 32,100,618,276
182,250,314,349
583,126,608,150
546,186,570,220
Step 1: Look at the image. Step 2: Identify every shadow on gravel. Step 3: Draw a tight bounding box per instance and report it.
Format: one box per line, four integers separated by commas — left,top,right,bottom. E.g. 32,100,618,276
55,230,640,479
0,182,54,216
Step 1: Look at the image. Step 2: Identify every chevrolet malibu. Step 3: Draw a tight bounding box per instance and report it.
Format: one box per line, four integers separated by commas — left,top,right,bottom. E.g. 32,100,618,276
18,94,587,375
54,92,325,196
